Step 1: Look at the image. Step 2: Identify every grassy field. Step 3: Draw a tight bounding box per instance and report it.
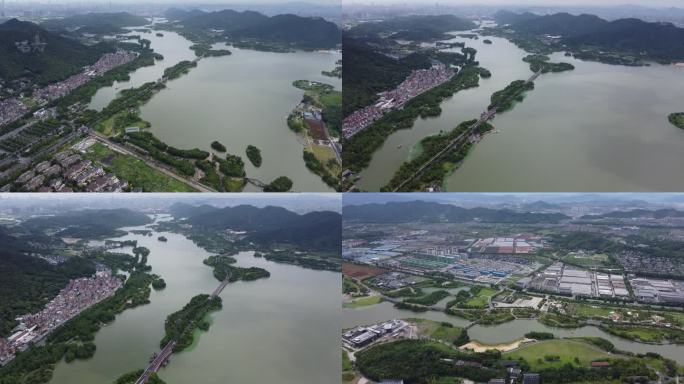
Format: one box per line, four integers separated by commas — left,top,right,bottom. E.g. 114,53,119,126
465,287,498,308
409,318,463,343
505,339,613,370
343,295,382,309
566,302,614,318
86,142,196,192
342,350,357,384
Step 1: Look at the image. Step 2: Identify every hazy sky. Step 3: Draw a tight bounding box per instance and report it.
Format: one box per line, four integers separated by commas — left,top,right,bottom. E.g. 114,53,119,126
343,0,684,7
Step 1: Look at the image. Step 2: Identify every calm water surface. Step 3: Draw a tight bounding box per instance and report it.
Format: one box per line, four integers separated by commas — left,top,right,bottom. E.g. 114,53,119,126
49,216,340,383
357,31,684,191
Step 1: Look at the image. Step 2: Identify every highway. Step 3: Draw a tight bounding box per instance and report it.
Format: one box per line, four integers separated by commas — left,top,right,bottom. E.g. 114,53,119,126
89,131,216,192
391,70,541,192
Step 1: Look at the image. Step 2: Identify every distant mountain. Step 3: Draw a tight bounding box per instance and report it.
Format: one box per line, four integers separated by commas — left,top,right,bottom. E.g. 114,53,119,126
349,14,476,40
505,12,608,37
166,9,340,49
564,18,684,60
493,10,541,26
169,202,222,218
22,208,152,237
580,208,684,220
0,19,112,84
343,201,570,223
41,12,148,34
499,11,684,61
179,204,341,252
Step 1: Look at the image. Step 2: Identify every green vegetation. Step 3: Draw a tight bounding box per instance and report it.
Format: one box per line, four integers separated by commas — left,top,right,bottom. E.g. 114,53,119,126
539,312,582,328
356,339,501,383
0,252,95,337
85,142,196,192
261,252,341,271
202,255,270,282
163,60,197,80
668,112,684,129
23,208,152,238
0,19,115,84
245,145,262,167
525,331,555,340
40,12,148,34
322,60,342,78
121,131,207,176
293,79,342,136
151,276,166,290
303,150,338,190
0,271,155,384
489,79,535,112
215,154,245,177
445,308,516,325
343,295,383,309
342,350,356,384
263,176,293,192
210,141,226,152
189,43,231,57
405,290,450,306
383,119,494,191
344,276,368,296
348,15,476,42
505,339,612,370
523,54,575,73
160,294,222,352
601,325,684,344
114,369,167,384
410,318,465,344
344,65,481,174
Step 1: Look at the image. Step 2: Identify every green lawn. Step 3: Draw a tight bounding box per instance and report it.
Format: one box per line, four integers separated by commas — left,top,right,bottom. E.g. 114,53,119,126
343,295,382,309
409,318,463,343
465,287,498,308
87,142,196,192
505,339,613,370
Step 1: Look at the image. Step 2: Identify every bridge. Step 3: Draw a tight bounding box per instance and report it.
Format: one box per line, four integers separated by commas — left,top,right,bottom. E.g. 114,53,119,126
135,273,231,383
244,177,267,189
134,340,176,384
391,70,541,192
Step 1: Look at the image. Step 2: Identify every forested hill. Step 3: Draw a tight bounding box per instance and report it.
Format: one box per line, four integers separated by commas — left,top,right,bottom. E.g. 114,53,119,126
342,35,432,116
0,228,95,337
173,204,341,252
21,208,152,238
0,18,113,84
40,12,148,34
580,208,684,220
348,14,476,40
164,8,340,49
343,201,570,223
494,11,684,62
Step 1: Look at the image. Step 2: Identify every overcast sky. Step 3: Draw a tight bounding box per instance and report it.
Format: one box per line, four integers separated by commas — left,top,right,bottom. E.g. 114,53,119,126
343,0,684,7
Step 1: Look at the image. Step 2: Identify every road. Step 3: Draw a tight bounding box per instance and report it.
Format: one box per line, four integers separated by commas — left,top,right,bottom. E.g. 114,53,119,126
89,131,215,192
391,70,541,192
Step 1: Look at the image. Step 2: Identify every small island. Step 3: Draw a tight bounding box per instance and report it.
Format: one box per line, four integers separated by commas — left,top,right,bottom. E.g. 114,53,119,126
523,54,575,73
156,32,163,37
211,140,227,152
157,236,167,242
246,145,262,167
668,112,684,129
483,39,492,44
151,276,166,290
263,176,293,192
